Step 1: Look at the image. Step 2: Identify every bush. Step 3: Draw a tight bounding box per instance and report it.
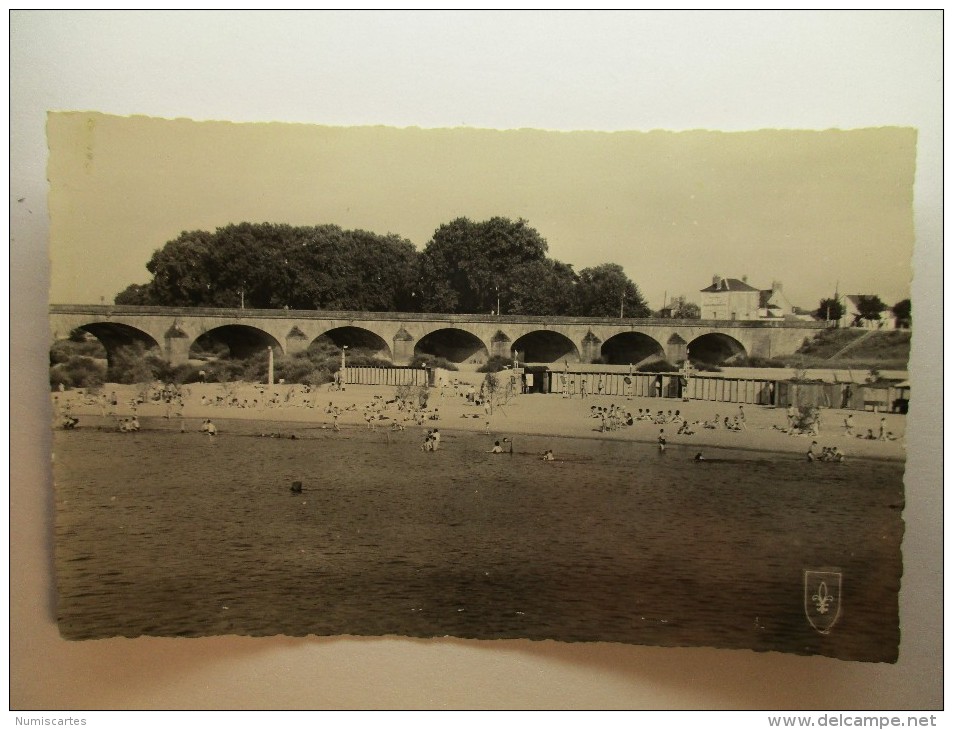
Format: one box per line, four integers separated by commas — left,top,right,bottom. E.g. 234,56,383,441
50,355,106,390
476,355,510,373
238,350,340,385
734,356,787,368
409,354,458,371
637,360,678,373
345,352,397,369
50,336,107,365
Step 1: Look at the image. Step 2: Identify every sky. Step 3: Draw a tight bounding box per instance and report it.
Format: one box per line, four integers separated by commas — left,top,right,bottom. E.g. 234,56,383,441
48,113,916,312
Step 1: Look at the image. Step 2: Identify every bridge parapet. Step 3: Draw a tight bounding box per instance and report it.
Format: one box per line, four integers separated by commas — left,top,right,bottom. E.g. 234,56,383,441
49,304,830,330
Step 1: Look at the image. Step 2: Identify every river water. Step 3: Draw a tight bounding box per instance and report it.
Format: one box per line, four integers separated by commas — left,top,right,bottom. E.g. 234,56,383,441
52,420,905,662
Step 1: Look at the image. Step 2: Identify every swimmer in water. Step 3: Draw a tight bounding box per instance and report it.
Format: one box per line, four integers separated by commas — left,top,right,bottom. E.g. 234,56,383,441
694,452,705,461
657,429,666,452
488,441,504,454
541,449,554,461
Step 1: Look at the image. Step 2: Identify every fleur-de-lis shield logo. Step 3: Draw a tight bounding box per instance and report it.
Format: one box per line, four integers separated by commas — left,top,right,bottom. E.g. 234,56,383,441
804,569,843,634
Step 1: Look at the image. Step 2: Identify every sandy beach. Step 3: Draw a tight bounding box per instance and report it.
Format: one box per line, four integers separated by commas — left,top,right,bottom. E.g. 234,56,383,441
52,375,907,462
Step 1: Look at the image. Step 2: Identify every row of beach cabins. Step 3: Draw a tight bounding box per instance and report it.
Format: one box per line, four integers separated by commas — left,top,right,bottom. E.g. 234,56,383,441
341,366,910,414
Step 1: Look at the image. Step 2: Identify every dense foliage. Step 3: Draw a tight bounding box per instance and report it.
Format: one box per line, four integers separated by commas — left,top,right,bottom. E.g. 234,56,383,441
891,298,911,327
115,218,650,318
116,222,418,311
815,297,846,323
852,294,888,325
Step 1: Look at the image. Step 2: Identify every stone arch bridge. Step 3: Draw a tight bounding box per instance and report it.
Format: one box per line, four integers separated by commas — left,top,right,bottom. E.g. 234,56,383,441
49,305,827,368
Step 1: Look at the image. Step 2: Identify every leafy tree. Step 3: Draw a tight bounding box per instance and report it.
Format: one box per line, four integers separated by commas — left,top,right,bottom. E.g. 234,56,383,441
417,217,552,314
575,263,650,318
117,223,418,311
116,217,652,319
506,259,579,316
892,298,911,328
816,297,845,323
853,295,888,326
115,284,154,305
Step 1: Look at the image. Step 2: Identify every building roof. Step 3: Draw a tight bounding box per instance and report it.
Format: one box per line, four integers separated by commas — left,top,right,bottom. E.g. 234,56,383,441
758,289,783,309
700,277,760,293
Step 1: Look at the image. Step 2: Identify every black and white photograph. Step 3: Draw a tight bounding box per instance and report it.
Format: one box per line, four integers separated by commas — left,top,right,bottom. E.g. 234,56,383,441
47,115,913,664
12,10,942,712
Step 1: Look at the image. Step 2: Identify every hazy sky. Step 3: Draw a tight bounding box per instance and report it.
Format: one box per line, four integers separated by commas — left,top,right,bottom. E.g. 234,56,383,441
48,112,916,311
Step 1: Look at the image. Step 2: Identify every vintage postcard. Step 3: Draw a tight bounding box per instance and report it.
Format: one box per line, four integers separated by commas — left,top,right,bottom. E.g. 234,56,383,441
47,113,914,662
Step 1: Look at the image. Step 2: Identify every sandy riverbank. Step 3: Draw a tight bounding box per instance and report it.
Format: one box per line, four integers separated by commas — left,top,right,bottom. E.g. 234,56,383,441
53,379,907,461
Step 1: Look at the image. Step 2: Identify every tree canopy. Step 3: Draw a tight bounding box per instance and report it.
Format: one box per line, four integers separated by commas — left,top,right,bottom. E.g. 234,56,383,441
892,298,911,327
115,217,648,318
575,263,650,318
815,297,845,323
117,223,418,311
853,294,888,325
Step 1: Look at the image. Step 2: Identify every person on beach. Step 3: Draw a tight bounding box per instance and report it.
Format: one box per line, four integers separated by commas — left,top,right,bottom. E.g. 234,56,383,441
878,417,887,441
807,441,818,462
844,414,854,436
737,406,746,430
677,420,695,436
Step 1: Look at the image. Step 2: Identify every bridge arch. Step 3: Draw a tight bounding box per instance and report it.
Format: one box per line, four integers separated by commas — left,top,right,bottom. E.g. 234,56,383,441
310,326,392,359
600,332,664,366
688,332,747,365
190,325,283,361
66,322,161,367
511,330,580,364
414,327,489,365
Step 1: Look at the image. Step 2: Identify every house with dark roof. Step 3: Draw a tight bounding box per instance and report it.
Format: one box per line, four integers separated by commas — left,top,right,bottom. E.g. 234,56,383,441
699,275,760,320
701,275,812,321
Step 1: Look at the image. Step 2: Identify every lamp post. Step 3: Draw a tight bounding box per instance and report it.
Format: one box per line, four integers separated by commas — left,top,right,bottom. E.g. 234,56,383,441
340,345,348,387
496,285,501,316
620,289,626,319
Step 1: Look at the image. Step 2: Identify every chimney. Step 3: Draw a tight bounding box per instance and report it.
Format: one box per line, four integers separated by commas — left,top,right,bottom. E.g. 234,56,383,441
742,275,748,284
712,274,720,290
772,280,782,293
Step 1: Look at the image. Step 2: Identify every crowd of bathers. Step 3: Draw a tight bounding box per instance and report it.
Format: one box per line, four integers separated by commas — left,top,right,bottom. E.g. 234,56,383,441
587,405,689,432
586,403,752,437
